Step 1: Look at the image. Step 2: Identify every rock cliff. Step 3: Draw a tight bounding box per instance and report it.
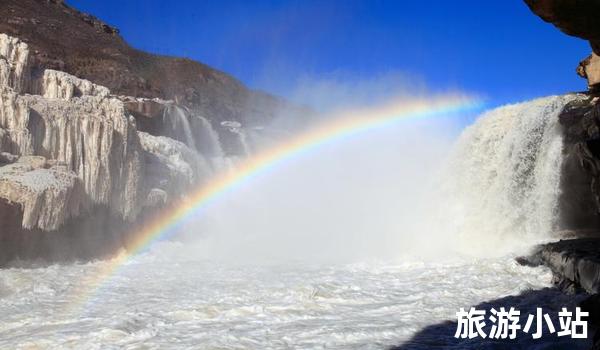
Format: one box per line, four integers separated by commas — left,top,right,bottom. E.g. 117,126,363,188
0,32,249,265
0,0,315,265
524,0,600,233
0,33,145,226
524,3,600,345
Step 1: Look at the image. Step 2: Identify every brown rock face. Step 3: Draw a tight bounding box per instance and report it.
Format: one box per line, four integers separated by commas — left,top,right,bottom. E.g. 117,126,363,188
524,0,600,90
577,53,600,88
0,0,300,126
524,0,600,53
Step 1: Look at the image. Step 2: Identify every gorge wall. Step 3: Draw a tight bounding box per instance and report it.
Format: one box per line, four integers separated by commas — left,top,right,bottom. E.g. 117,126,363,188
518,3,600,320
0,0,313,266
524,0,600,234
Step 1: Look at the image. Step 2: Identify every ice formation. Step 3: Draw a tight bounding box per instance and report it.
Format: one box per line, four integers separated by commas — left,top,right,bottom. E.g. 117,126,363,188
0,33,224,232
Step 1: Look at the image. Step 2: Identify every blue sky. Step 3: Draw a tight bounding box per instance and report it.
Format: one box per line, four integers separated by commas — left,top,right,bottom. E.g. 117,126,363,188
69,0,590,110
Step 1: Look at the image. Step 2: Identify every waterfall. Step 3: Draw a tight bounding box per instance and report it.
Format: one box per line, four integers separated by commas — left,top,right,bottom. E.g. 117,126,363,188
237,130,251,156
160,105,245,174
190,115,225,158
163,105,197,150
189,114,237,172
427,94,582,255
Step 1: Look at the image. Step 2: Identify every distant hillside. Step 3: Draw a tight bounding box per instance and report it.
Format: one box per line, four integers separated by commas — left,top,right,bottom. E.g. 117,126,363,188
0,0,308,126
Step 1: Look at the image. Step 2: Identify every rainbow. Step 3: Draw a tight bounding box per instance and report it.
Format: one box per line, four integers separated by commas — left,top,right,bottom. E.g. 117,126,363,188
70,94,482,312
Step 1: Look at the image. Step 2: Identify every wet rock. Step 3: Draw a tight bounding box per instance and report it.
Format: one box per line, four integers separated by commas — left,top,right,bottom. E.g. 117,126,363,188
0,152,18,164
145,188,167,208
557,97,600,231
515,254,542,267
121,96,169,120
139,131,211,199
533,238,600,294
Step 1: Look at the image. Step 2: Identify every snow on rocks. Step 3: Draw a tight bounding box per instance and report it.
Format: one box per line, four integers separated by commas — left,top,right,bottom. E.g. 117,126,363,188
35,69,110,100
0,156,83,230
139,131,211,203
0,33,219,232
0,33,30,93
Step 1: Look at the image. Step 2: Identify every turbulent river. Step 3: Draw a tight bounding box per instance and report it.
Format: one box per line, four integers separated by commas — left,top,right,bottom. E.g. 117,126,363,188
0,95,591,349
0,245,559,349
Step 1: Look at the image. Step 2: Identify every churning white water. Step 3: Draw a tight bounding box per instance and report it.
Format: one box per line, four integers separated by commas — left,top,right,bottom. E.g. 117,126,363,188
0,246,560,349
420,94,581,257
0,95,588,349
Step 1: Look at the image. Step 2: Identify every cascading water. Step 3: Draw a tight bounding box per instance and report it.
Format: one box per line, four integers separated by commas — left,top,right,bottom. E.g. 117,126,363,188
189,114,234,172
220,120,252,157
191,115,225,158
163,105,197,151
421,95,581,256
237,130,251,156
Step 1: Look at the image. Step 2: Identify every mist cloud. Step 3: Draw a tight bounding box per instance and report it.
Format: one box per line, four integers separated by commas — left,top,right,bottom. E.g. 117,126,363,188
177,81,475,265
289,70,428,113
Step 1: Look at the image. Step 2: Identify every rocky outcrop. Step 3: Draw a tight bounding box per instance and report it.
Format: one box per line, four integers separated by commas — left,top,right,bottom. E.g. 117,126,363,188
0,0,313,265
35,69,110,100
139,131,211,204
0,67,145,224
0,33,30,93
522,1,600,230
526,238,600,294
0,0,318,265
578,53,600,89
522,9,600,347
524,0,600,51
23,94,143,220
525,0,600,90
0,156,83,231
557,97,600,230
0,33,216,265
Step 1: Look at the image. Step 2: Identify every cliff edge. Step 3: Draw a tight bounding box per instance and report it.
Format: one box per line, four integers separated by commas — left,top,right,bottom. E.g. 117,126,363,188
0,1,312,265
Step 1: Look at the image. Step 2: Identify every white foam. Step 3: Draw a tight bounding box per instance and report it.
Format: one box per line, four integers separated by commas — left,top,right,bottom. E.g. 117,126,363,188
0,247,555,349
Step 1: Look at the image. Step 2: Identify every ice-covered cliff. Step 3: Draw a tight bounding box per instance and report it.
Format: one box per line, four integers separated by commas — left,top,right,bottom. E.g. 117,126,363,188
0,33,242,265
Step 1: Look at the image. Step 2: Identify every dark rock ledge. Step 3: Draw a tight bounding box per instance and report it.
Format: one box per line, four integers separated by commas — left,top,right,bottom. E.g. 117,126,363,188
526,236,600,294
520,236,600,349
